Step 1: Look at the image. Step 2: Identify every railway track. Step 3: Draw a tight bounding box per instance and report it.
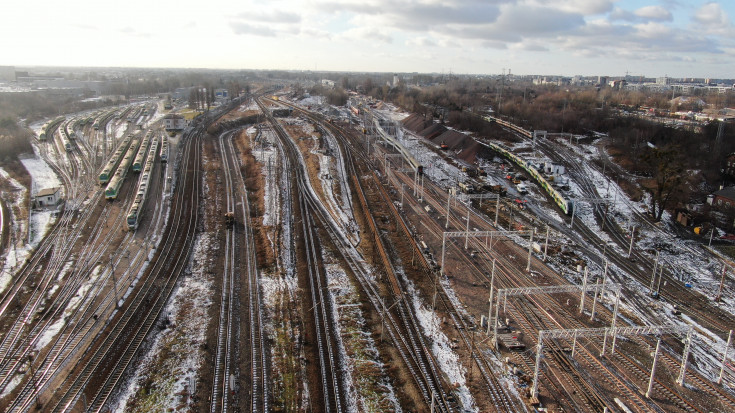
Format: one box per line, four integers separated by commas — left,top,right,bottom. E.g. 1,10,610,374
535,140,735,406
259,99,346,412
41,120,203,412
526,127,735,337
273,101,461,412
287,100,542,412
211,130,239,413
0,117,161,409
369,127,707,411
484,119,735,403
210,127,269,412
260,99,735,412
0,134,123,399
9,135,173,412
224,130,269,413
368,162,522,412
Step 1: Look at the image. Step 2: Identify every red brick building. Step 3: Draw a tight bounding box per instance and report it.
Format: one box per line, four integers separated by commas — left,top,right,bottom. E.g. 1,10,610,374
712,187,735,208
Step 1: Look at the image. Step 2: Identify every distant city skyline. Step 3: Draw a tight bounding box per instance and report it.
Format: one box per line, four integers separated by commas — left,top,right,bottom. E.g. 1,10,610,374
2,0,734,79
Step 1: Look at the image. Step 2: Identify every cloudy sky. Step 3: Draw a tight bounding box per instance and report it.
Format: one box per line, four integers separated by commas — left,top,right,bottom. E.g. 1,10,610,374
2,0,734,78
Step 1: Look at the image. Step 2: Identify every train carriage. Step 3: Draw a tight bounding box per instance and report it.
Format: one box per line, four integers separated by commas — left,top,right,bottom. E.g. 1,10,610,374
160,135,169,162
39,116,65,142
99,134,133,185
105,138,140,200
132,130,153,172
127,136,159,229
59,120,73,152
486,141,573,215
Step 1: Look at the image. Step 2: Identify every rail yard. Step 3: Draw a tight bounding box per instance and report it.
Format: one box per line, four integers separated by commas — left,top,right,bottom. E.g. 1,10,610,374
0,84,733,413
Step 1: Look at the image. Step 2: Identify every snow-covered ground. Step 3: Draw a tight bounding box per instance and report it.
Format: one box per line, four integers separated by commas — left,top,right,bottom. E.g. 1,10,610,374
238,100,260,112
0,150,62,293
21,154,63,194
362,99,735,394
405,277,477,412
325,259,402,412
114,233,214,412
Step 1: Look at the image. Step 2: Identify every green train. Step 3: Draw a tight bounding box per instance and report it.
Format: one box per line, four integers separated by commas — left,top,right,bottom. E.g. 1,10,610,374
38,117,65,141
99,135,133,185
486,141,573,215
105,138,140,200
132,130,153,172
127,136,159,230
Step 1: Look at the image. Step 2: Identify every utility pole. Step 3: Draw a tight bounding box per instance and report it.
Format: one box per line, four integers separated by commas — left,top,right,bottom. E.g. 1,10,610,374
591,265,607,322
628,225,636,258
445,188,452,229
543,224,549,261
655,264,665,298
420,174,424,202
487,259,497,335
464,202,471,249
380,297,402,343
716,265,727,302
719,330,732,385
526,230,533,272
650,251,660,295
580,267,589,313
495,195,500,226
110,256,120,308
646,338,662,398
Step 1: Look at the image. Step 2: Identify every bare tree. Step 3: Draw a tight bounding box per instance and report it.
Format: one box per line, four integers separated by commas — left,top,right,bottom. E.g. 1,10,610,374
642,144,688,222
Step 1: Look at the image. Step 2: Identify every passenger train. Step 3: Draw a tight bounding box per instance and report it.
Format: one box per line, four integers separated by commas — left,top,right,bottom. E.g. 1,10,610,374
38,117,65,141
99,134,134,185
160,135,169,163
105,138,141,200
132,130,153,172
127,136,159,230
484,134,573,215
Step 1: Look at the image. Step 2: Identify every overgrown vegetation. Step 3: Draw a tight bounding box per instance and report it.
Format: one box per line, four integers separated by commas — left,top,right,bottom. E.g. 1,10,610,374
327,74,733,223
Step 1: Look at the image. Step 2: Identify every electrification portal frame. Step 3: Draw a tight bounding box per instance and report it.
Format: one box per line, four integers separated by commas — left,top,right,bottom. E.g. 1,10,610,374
492,283,622,348
440,230,533,277
530,324,693,399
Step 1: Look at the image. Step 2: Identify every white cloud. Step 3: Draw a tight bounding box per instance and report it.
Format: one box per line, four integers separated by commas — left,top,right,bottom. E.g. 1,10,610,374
694,2,730,26
406,36,437,47
237,10,302,24
339,26,393,44
634,6,672,21
230,22,278,37
634,22,672,39
611,5,672,22
693,2,735,36
529,0,615,15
